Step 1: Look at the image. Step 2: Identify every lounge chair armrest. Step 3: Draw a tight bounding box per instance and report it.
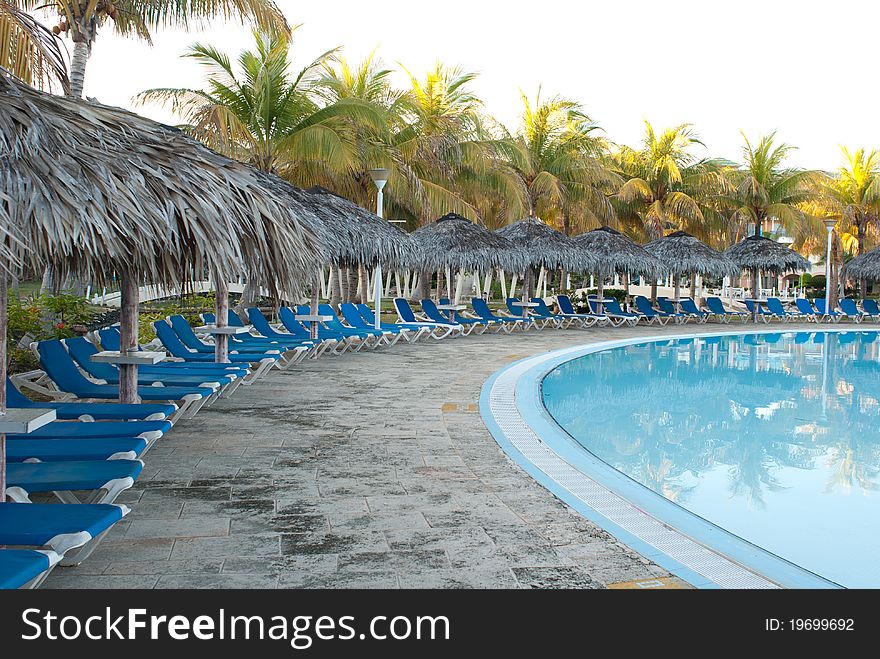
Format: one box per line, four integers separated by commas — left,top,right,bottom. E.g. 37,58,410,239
11,370,72,401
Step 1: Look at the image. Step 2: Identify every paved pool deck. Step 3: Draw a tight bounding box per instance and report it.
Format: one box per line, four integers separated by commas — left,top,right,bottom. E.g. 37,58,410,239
44,321,822,589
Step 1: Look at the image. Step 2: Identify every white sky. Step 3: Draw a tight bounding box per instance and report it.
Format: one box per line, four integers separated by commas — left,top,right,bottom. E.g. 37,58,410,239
35,0,879,170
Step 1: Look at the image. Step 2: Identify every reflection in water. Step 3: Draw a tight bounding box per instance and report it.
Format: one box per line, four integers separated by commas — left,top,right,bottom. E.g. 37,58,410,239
542,332,880,587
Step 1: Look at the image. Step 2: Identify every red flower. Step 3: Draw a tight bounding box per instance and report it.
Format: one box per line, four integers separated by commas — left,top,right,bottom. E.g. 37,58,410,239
56,322,65,330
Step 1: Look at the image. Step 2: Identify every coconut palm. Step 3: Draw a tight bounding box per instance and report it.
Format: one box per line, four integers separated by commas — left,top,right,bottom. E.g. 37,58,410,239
507,88,617,235
18,0,288,98
824,147,880,296
724,132,821,239
613,121,727,245
137,29,385,308
0,0,68,91
136,30,383,180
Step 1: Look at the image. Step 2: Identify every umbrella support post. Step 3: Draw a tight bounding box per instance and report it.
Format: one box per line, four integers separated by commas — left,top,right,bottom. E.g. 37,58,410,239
118,274,141,404
215,275,230,363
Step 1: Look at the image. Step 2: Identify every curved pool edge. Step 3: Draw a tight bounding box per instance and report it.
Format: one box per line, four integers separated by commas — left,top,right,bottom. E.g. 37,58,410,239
479,327,863,590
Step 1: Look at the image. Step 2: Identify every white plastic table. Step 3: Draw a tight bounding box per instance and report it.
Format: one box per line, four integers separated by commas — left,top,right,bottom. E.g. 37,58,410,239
90,351,167,365
195,325,252,335
0,408,57,434
436,304,466,322
743,298,769,323
510,300,539,318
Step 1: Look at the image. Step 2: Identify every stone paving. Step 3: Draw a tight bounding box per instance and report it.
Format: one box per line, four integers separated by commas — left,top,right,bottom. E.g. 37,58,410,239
44,321,821,589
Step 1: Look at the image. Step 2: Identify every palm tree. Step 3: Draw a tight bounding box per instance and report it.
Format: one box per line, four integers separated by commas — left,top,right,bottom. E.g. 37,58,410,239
725,132,820,238
136,29,384,308
825,147,880,296
509,88,617,235
0,0,68,91
136,30,382,179
19,0,288,98
613,121,727,244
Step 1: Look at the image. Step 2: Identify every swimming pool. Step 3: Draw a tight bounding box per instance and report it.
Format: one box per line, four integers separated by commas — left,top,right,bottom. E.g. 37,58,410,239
539,331,880,589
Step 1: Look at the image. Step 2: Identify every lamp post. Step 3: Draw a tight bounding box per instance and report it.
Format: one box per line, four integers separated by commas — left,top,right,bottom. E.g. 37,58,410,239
824,219,836,317
369,169,391,330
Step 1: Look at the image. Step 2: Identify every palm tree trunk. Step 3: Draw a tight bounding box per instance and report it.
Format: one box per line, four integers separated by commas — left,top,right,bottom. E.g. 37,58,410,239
356,263,368,303
69,39,90,99
328,266,340,306
345,267,358,303
858,220,867,298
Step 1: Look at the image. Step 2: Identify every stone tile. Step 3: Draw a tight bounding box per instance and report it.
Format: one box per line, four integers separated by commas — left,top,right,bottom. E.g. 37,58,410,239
170,534,281,560
512,566,604,589
125,517,230,540
155,574,280,589
103,559,225,575
280,530,389,556
45,574,161,589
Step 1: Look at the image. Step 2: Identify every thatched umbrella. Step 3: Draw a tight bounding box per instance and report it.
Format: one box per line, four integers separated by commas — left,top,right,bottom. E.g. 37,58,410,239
0,76,325,400
412,213,527,301
644,231,739,301
496,218,595,299
572,227,664,299
725,235,811,298
841,247,880,284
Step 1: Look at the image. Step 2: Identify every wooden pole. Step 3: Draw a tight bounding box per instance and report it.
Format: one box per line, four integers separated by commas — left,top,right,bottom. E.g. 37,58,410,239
215,275,230,364
0,271,6,501
310,271,320,340
118,273,140,404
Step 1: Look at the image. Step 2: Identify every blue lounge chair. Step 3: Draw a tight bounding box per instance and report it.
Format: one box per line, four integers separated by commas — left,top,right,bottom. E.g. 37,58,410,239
744,300,772,324
794,332,813,344
862,299,880,322
65,337,230,391
705,297,748,323
300,304,387,346
339,302,412,344
502,298,549,329
277,307,357,353
438,298,498,333
603,298,642,326
0,501,128,566
765,297,799,322
7,377,175,421
813,299,843,323
6,459,143,505
677,298,710,323
197,310,303,353
470,298,529,332
168,315,292,357
656,297,695,324
356,304,433,341
634,296,674,325
794,298,821,323
7,437,147,463
11,417,168,441
0,549,61,589
557,295,607,327
421,299,476,335
529,298,577,328
95,326,251,378
153,321,280,383
839,299,866,324
391,299,459,338
36,340,213,421
243,308,326,356
95,327,250,379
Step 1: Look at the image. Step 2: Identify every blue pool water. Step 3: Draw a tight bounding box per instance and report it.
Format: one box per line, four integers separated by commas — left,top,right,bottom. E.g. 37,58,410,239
541,331,880,588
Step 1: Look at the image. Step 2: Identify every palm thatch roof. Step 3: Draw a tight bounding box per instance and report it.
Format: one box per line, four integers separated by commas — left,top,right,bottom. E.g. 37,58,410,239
0,75,326,290
643,231,739,279
495,218,594,271
571,226,664,278
842,247,880,282
412,213,527,273
303,186,420,269
724,235,810,275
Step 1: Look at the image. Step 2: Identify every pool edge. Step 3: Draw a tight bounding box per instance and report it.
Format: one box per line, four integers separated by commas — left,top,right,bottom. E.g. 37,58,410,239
479,327,863,590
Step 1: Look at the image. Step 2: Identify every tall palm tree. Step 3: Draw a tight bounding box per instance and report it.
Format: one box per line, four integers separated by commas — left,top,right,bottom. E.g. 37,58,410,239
136,30,384,308
508,88,617,235
613,121,727,245
136,29,382,178
19,0,288,98
725,131,820,238
825,147,880,296
0,0,68,91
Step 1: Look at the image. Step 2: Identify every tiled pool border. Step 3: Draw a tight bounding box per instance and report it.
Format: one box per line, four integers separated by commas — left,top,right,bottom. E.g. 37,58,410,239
479,327,873,589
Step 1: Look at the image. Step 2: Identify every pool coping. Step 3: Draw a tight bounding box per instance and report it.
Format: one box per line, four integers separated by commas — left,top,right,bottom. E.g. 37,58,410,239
479,327,875,589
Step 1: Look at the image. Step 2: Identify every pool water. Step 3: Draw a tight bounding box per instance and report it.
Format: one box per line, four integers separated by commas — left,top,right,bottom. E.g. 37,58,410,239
541,331,880,588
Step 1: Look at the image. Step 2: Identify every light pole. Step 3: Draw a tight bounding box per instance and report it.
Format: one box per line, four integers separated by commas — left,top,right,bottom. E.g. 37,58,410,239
824,219,836,317
369,169,391,330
